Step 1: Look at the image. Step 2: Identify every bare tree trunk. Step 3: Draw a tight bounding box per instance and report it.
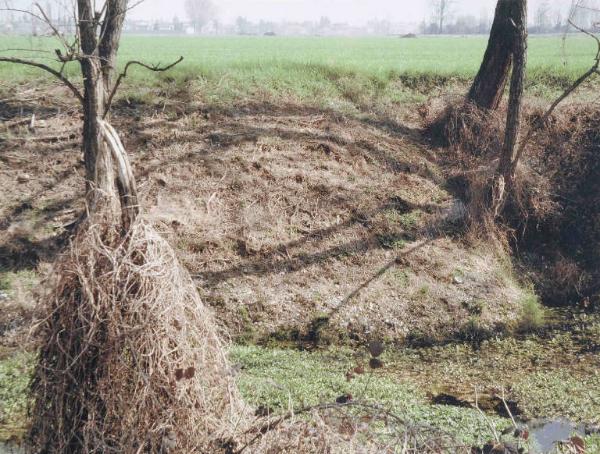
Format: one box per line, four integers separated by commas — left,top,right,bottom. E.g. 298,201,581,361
493,0,528,215
78,0,112,193
468,0,523,110
99,1,127,90
77,0,138,229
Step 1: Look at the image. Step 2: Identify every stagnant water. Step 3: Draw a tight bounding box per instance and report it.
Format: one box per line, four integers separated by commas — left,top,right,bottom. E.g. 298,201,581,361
0,422,591,453
529,419,588,452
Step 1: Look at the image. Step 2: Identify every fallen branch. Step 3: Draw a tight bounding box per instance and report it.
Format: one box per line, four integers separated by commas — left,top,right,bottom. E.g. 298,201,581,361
1,132,79,142
3,116,36,128
475,387,500,444
500,387,518,430
235,399,462,454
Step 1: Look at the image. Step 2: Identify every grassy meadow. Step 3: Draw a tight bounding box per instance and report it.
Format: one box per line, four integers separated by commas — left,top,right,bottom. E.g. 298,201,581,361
1,35,599,107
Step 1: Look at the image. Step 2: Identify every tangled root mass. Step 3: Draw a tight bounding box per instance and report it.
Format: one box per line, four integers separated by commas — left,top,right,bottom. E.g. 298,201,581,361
29,221,243,453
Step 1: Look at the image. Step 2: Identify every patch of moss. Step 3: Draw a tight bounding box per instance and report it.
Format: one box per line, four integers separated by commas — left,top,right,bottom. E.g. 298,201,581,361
0,352,34,442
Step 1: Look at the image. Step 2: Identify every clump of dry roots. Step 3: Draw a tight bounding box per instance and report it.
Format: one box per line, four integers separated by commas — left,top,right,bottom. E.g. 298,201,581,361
27,219,381,453
28,220,244,453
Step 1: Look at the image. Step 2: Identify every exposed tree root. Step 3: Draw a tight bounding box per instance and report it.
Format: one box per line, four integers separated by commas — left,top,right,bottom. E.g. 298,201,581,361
28,220,244,453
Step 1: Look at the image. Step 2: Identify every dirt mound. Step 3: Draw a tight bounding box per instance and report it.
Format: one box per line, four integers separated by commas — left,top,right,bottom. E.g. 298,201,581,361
1,93,527,347
134,103,525,344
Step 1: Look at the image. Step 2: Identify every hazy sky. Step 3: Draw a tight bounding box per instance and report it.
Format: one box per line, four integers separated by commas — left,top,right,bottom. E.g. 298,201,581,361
129,0,567,24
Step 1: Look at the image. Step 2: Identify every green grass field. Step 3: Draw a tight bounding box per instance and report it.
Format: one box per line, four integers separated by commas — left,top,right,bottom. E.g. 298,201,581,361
1,35,598,108
1,35,596,78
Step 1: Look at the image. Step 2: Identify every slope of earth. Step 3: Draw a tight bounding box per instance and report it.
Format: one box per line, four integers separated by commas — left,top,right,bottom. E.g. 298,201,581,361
1,81,599,452
0,85,530,350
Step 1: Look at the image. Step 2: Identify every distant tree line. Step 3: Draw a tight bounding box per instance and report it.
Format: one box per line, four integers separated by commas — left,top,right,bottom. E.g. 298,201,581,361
422,0,600,35
3,0,599,37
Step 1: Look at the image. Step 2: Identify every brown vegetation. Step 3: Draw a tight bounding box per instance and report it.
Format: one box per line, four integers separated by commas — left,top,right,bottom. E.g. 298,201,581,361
427,99,600,307
28,221,242,452
0,88,527,348
520,106,600,305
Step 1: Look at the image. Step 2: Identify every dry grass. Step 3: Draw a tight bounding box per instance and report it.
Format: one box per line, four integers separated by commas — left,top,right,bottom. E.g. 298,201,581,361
520,105,600,304
427,101,505,161
135,104,524,344
428,97,600,305
2,90,526,348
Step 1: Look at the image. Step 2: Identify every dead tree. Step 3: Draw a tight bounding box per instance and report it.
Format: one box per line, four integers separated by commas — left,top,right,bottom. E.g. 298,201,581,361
468,0,525,110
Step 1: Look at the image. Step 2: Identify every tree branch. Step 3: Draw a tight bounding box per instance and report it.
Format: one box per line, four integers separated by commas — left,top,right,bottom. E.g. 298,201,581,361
0,6,45,24
34,2,71,52
98,0,128,80
103,56,184,117
235,400,410,454
0,57,83,102
512,19,600,168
